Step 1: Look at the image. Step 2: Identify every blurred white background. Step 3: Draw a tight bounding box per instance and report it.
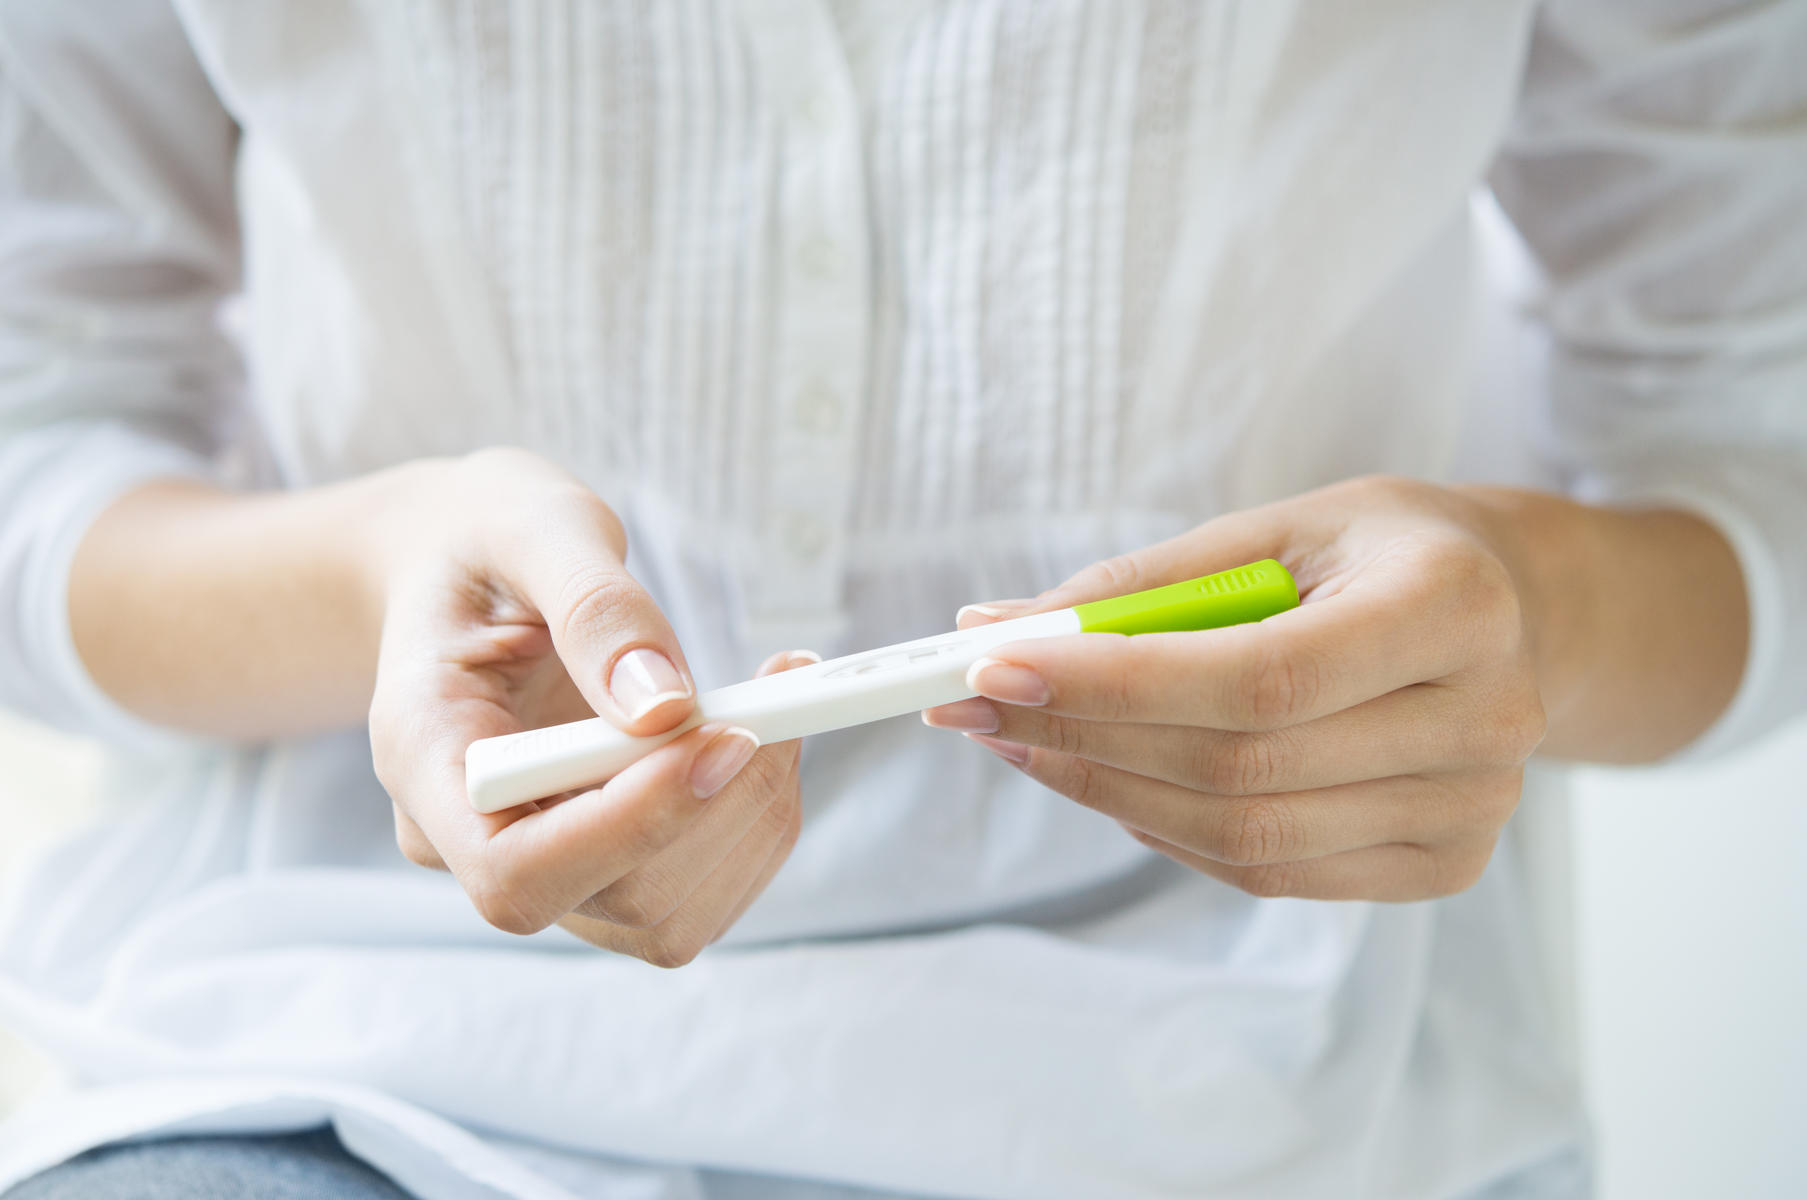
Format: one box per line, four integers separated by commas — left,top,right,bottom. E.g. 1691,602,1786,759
2,711,1804,1197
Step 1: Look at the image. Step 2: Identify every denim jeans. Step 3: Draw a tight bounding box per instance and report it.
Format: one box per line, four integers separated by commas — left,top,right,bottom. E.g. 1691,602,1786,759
3,1126,414,1200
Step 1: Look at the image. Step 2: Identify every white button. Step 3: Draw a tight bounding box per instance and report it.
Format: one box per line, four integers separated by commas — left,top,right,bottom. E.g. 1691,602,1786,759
793,90,830,133
794,378,842,433
782,512,831,561
795,235,841,282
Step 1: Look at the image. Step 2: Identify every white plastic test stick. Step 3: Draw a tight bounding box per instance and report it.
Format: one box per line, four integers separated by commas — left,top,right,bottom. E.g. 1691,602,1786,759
465,559,1299,813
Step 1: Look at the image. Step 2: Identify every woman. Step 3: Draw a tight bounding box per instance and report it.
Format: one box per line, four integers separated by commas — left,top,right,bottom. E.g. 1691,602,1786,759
1,1,1802,1197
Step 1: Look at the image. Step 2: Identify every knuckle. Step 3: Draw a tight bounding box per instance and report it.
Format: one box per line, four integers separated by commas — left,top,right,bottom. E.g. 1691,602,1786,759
549,488,628,557
1205,732,1282,796
1124,824,1162,850
1219,796,1300,867
755,784,801,841
1043,716,1091,759
1434,541,1523,649
737,746,792,795
641,930,706,970
469,874,548,936
1233,862,1301,900
392,811,442,870
557,569,644,643
1481,768,1526,828
1235,649,1320,730
1057,753,1111,811
1070,554,1148,601
591,873,682,930
463,444,546,475
1354,472,1420,502
370,751,403,803
1098,667,1141,723
1498,685,1547,763
1427,840,1497,899
367,713,407,798
1467,680,1545,766
777,797,803,854
608,799,682,868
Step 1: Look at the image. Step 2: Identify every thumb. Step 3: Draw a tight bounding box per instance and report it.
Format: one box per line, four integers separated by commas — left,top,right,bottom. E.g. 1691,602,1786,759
958,506,1301,630
493,495,696,735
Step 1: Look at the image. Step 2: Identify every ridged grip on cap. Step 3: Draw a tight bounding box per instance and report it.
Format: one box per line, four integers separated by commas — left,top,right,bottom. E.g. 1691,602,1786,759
1073,558,1298,635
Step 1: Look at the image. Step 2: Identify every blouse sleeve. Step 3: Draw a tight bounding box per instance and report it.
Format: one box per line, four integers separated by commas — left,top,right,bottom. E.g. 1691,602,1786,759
0,2,240,752
1489,0,1807,759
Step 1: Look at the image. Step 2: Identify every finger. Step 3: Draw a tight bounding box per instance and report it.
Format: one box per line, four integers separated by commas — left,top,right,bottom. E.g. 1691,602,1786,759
699,649,811,938
467,720,761,932
557,775,801,967
953,598,1041,630
578,734,799,927
372,610,538,884
973,523,1525,735
392,807,448,871
967,559,1500,732
495,650,813,932
709,786,802,945
979,736,1520,865
955,499,1322,628
488,489,697,735
928,675,1543,795
1126,826,1500,902
756,647,823,676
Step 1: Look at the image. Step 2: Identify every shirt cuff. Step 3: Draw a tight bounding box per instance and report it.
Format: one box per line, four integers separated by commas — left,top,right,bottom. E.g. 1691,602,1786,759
25,424,221,757
1569,477,1787,764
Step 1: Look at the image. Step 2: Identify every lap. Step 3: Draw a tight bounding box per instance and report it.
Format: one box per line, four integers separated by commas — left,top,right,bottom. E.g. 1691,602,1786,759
3,1126,414,1200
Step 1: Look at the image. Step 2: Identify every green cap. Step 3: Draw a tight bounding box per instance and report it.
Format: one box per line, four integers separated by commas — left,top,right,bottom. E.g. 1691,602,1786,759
1073,558,1299,635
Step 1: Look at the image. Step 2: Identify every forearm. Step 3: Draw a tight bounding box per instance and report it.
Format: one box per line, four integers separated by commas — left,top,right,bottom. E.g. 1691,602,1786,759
1461,486,1749,763
66,466,413,739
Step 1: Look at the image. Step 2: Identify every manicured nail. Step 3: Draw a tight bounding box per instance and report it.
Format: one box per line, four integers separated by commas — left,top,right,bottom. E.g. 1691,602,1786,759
966,657,1050,706
690,725,760,798
757,648,822,677
920,697,1001,734
956,598,1036,624
609,647,691,721
965,732,1029,765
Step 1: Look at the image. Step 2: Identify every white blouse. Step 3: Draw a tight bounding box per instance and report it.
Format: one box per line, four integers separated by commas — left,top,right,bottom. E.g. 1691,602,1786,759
0,1,1802,1197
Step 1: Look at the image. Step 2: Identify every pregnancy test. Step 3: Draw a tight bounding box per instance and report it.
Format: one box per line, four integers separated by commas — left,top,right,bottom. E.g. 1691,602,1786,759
466,558,1299,813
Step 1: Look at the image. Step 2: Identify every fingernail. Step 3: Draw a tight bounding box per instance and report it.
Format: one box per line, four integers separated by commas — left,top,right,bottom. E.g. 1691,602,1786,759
956,598,1036,623
965,732,1030,765
966,657,1050,706
609,648,692,721
920,697,1001,734
690,725,760,798
757,648,820,677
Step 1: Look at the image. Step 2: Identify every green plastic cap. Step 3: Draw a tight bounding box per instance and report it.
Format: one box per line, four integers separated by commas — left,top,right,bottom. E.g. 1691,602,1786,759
1073,558,1299,635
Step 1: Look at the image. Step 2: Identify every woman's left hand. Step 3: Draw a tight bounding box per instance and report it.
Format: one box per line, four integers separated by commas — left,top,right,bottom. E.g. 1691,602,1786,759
923,476,1558,902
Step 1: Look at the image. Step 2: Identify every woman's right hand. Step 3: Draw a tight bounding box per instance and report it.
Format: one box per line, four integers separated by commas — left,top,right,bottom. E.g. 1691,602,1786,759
365,448,808,966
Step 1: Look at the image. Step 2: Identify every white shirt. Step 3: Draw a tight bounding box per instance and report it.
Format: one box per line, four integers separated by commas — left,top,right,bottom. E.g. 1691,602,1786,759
1,1,1802,1197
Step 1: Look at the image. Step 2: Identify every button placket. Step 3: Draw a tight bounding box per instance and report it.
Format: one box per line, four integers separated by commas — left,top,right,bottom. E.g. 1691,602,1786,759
737,0,870,657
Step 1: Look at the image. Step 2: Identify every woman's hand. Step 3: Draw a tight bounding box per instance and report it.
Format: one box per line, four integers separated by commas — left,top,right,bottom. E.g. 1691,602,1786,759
365,448,808,963
923,475,1747,902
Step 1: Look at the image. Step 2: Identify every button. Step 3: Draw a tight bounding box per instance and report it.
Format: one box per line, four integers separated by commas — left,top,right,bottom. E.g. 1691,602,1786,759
793,90,830,133
782,512,831,561
793,378,843,433
795,235,841,282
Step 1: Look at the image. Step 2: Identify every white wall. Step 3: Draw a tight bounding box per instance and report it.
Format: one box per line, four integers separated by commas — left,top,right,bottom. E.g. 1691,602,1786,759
1572,720,1807,1199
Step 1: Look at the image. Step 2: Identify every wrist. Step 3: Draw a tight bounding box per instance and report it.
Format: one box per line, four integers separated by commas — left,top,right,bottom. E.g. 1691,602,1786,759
1451,483,1748,762
343,456,456,618
1451,485,1602,740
